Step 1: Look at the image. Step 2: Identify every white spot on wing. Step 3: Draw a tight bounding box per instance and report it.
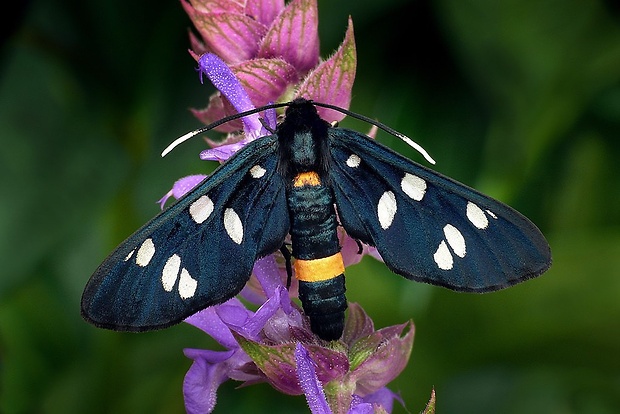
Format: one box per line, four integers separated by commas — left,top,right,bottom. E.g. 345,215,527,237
486,209,497,219
161,254,181,292
346,154,361,168
434,240,453,270
190,195,214,224
443,224,466,258
377,191,397,230
178,268,198,299
224,208,243,244
466,202,489,229
401,173,426,201
250,165,266,178
124,249,135,261
136,238,155,267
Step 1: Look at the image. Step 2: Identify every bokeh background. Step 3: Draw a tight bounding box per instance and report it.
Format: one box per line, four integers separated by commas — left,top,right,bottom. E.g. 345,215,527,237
1,0,619,413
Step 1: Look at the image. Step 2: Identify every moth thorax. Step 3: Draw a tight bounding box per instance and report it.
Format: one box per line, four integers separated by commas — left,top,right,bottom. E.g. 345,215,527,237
289,129,319,169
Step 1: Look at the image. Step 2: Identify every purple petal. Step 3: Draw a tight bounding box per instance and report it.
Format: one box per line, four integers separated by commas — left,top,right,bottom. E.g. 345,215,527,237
263,106,277,130
200,139,250,161
360,387,403,413
158,175,207,208
235,339,302,395
350,322,414,396
191,93,243,133
221,287,284,340
183,346,262,413
258,0,319,73
303,344,349,384
197,54,263,138
341,303,375,345
348,400,373,414
183,348,236,414
187,0,244,14
260,288,307,342
188,28,210,55
232,58,299,108
185,300,247,349
238,254,291,305
245,0,285,26
185,5,267,64
295,343,332,414
339,232,382,267
297,17,356,122
252,255,285,299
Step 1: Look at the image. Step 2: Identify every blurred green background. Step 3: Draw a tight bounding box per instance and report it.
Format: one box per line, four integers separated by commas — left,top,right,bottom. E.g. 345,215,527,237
1,0,619,413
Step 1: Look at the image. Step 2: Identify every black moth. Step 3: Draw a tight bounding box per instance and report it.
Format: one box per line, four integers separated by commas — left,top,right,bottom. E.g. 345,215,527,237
81,98,551,341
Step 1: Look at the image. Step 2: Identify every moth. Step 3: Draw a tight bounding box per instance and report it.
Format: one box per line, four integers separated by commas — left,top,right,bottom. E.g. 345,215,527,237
81,98,551,340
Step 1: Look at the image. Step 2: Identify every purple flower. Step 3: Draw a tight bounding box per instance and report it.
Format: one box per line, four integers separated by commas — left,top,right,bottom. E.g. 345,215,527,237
183,256,414,413
294,343,407,414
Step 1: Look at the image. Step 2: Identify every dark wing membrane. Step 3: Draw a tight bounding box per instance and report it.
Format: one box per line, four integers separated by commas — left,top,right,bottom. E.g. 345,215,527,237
81,136,289,331
328,128,551,292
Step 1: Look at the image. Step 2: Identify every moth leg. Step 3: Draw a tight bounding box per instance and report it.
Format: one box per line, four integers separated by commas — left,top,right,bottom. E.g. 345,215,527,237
354,238,363,255
260,118,276,134
279,244,293,288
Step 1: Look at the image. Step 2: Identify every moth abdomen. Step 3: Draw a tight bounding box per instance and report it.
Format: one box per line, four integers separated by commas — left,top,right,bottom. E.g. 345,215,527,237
298,274,347,342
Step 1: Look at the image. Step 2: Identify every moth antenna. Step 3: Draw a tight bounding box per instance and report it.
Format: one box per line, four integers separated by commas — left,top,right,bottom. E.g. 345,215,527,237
161,101,291,157
311,101,436,165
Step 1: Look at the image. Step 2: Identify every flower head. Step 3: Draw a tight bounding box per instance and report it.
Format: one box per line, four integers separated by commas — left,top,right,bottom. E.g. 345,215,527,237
186,0,356,135
183,256,414,414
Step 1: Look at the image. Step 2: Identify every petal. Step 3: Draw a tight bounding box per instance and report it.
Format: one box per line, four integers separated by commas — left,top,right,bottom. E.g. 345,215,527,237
341,302,375,345
295,343,332,414
158,175,208,208
422,389,436,414
262,306,305,343
188,28,211,55
197,54,263,138
360,387,404,413
297,17,356,122
185,300,247,349
200,139,249,161
245,0,285,26
191,93,243,133
221,287,284,340
235,338,302,395
263,106,278,130
232,58,299,107
186,0,244,14
184,4,267,64
348,400,373,414
303,344,349,384
183,348,236,414
350,322,415,396
252,255,286,300
258,0,319,73
157,190,174,210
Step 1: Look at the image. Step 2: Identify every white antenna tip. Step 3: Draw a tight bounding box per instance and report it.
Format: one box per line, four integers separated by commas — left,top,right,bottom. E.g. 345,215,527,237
400,135,436,165
161,130,201,157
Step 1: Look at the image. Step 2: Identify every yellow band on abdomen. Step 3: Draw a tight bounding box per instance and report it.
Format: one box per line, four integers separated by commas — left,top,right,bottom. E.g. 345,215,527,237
293,171,321,187
294,253,345,282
